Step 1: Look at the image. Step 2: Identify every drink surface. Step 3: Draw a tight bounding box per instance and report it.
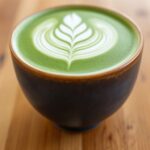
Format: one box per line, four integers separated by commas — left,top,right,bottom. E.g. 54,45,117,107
12,6,140,75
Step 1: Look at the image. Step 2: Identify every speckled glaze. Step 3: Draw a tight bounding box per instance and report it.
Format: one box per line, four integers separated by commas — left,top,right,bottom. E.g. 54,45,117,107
10,5,143,131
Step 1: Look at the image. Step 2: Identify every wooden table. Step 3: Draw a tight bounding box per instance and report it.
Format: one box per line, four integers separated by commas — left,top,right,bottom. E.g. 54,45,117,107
0,0,150,149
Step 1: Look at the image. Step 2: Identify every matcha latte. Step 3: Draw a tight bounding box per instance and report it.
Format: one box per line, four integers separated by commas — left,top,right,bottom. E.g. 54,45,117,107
11,6,141,75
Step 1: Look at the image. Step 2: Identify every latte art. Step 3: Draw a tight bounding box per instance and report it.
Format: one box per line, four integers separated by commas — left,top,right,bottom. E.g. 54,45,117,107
33,13,118,68
12,6,140,75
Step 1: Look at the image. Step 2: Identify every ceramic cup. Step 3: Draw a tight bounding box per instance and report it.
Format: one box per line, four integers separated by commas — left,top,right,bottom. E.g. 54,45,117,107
10,6,143,131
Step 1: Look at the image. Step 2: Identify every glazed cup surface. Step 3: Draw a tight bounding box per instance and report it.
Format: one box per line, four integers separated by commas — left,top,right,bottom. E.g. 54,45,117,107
10,5,143,131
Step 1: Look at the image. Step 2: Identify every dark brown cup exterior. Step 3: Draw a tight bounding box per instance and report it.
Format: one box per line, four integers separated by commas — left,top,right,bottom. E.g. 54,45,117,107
10,6,143,131
11,53,142,131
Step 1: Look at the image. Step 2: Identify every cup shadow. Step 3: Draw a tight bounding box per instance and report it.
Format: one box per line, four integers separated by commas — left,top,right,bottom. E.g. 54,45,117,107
0,53,5,68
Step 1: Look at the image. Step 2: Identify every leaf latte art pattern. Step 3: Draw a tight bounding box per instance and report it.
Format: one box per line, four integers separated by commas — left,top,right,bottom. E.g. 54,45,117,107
33,13,118,68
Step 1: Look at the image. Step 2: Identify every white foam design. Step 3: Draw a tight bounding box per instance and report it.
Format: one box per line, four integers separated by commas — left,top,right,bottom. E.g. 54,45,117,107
33,13,118,68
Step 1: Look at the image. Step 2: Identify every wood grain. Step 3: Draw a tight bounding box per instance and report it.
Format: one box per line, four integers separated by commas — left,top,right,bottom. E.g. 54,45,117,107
0,0,150,149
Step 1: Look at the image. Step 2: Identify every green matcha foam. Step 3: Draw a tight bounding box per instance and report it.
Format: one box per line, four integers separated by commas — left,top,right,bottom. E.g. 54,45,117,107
12,6,140,75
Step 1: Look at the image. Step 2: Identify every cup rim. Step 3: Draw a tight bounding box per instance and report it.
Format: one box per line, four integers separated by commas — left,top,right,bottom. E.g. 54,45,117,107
10,5,144,81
